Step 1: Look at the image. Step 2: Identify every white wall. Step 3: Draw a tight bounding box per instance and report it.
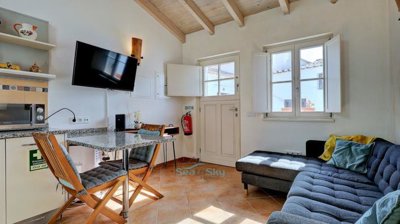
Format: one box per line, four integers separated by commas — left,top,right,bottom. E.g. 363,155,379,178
183,0,394,156
389,0,400,142
0,0,185,164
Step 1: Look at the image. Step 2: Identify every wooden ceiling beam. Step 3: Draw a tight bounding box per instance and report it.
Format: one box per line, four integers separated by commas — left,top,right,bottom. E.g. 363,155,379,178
279,0,290,14
221,0,244,27
179,0,215,35
330,0,338,3
135,0,186,43
396,0,400,11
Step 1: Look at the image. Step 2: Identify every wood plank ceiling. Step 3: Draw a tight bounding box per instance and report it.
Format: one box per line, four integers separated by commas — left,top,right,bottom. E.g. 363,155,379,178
135,0,338,43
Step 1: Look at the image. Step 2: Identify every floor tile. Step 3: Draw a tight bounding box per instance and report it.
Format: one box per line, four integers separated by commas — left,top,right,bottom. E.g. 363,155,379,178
60,162,286,223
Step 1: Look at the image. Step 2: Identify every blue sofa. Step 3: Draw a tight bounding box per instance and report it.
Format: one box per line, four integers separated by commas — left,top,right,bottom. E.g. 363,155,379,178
236,138,400,224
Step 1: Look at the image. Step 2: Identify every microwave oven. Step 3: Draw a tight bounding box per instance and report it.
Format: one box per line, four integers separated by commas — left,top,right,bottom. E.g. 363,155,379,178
0,104,47,131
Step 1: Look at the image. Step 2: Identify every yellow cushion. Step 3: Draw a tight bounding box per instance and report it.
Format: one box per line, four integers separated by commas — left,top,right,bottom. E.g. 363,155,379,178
319,135,376,161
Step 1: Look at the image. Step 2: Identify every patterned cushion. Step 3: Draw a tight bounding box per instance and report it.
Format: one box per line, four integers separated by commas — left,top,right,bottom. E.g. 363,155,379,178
129,129,160,163
372,144,400,194
327,140,374,174
80,164,127,190
356,190,400,224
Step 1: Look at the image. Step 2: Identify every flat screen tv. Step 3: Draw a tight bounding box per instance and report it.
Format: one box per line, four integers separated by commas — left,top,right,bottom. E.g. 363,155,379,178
72,41,138,91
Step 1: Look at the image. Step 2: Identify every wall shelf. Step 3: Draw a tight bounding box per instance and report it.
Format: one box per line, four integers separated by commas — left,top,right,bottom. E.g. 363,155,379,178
0,32,55,50
0,68,56,80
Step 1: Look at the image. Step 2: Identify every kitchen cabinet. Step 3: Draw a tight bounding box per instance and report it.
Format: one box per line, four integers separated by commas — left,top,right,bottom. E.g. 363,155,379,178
0,140,5,224
166,64,202,96
6,135,65,224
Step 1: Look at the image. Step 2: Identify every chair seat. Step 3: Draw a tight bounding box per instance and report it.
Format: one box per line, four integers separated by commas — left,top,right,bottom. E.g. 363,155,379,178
100,159,149,170
80,164,127,190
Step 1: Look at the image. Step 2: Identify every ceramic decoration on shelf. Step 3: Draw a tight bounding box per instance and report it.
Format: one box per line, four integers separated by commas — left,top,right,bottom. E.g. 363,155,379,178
0,62,21,70
13,23,38,40
29,62,41,73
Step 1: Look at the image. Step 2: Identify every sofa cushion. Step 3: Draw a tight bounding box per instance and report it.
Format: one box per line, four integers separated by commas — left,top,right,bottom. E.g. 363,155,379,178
373,144,400,194
236,151,323,181
356,190,400,224
282,196,361,224
236,151,373,183
319,135,375,161
327,140,374,174
366,138,394,182
288,172,383,215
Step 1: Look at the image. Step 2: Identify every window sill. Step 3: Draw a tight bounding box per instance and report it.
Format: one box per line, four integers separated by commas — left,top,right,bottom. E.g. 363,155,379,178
263,117,335,123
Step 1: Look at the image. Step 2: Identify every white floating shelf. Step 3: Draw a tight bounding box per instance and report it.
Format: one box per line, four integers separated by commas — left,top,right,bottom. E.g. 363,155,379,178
0,68,56,80
0,32,55,50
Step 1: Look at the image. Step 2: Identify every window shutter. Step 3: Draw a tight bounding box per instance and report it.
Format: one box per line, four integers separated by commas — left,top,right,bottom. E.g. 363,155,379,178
252,53,270,113
166,64,202,97
324,35,341,113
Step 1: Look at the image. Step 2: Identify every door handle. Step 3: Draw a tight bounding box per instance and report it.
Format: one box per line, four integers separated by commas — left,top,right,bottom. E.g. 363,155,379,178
229,107,238,112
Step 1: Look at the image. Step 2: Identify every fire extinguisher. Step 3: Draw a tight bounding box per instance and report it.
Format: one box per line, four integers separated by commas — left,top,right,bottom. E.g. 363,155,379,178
181,112,193,136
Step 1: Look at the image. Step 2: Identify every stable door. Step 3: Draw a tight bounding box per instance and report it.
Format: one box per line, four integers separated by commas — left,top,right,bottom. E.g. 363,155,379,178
200,100,240,167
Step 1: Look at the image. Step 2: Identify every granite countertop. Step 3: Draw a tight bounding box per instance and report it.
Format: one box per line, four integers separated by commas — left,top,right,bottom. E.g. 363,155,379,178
67,132,174,152
0,127,108,139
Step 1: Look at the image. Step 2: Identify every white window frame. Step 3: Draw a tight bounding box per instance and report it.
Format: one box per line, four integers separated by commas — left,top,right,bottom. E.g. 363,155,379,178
199,55,240,101
263,34,338,121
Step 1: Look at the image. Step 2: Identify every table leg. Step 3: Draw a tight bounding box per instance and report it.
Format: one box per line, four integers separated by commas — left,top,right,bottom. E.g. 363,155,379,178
163,143,168,167
172,141,177,170
121,148,129,219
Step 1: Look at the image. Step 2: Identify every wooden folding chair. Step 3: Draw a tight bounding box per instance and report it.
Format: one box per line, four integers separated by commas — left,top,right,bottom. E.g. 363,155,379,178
104,124,165,207
32,133,126,224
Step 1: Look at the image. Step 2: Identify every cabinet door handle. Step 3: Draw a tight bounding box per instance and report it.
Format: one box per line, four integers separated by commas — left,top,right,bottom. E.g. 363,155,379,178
21,143,37,147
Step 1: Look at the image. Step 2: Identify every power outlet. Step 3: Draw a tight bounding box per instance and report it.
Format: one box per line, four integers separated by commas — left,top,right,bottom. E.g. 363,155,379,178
73,116,89,124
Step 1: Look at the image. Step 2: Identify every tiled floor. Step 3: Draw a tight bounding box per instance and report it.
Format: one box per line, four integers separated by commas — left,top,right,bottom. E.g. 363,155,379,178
60,162,287,224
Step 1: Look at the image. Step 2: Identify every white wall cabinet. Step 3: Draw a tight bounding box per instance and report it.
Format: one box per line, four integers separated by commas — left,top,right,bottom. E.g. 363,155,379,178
166,64,202,97
0,139,5,224
6,135,65,224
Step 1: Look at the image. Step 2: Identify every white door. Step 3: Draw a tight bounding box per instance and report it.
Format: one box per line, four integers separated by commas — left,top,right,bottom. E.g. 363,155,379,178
200,100,240,167
199,55,240,167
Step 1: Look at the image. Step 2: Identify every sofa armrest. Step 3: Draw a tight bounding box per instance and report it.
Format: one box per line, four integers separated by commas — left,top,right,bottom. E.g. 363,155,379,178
306,140,326,158
267,212,327,224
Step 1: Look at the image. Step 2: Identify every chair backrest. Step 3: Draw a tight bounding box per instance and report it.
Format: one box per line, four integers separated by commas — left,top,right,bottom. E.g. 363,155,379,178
129,124,165,166
32,133,84,192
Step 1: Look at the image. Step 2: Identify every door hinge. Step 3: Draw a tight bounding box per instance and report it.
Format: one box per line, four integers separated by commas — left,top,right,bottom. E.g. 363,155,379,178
199,107,201,112
199,148,201,153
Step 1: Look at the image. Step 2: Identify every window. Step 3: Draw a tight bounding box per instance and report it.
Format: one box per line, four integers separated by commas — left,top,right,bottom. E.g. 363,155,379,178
252,34,341,120
200,55,239,97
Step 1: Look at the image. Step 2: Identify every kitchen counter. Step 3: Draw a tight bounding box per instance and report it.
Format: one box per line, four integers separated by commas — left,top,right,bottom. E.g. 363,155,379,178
0,127,108,139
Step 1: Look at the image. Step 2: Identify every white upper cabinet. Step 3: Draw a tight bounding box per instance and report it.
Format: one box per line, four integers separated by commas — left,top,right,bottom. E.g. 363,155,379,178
324,35,341,113
167,64,202,97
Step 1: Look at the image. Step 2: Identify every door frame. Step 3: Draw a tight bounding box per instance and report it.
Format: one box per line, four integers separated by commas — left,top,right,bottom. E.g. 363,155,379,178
197,53,241,166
